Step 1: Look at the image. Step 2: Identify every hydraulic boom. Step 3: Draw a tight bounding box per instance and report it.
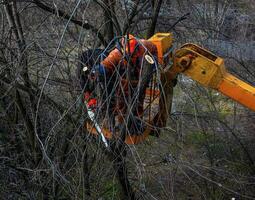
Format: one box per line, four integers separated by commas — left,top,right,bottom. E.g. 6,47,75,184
150,33,255,111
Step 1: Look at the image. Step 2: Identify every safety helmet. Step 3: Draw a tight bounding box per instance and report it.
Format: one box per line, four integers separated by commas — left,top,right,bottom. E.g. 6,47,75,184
121,34,139,55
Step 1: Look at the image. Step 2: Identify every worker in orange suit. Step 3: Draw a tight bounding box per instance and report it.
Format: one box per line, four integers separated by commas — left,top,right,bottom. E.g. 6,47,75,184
97,34,158,134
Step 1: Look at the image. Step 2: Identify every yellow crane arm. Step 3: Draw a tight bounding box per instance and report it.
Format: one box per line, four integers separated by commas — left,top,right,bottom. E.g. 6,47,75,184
149,33,255,111
218,73,255,111
172,43,255,111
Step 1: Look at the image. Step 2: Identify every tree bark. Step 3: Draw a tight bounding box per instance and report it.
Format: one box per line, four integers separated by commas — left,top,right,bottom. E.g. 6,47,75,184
103,0,115,42
111,144,136,200
32,0,107,46
4,0,37,158
147,0,163,38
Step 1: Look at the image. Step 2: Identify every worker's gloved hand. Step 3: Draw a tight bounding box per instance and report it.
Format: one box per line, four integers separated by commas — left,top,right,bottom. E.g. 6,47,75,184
92,64,108,76
87,98,97,109
84,92,97,110
94,63,111,83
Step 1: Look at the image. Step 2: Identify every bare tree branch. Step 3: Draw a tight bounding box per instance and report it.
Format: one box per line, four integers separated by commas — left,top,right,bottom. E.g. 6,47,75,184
147,0,163,38
32,0,107,45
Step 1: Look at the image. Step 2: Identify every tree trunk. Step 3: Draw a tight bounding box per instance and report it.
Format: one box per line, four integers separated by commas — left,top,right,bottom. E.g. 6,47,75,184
111,144,136,200
147,0,163,38
103,0,115,42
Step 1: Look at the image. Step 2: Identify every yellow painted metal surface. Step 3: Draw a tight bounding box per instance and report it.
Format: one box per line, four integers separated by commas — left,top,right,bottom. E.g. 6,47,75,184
171,43,255,111
149,33,173,65
174,43,226,88
86,33,255,145
218,73,255,111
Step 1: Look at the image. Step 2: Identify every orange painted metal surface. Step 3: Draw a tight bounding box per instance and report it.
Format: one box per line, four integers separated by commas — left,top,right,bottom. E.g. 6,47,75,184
173,43,255,112
85,89,160,145
218,73,255,111
149,33,173,65
124,127,152,144
85,87,161,145
86,122,113,139
85,33,255,146
86,122,153,145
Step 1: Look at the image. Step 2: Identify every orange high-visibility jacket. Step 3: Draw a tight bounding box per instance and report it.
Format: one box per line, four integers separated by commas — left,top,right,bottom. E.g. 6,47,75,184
101,38,158,118
101,39,157,74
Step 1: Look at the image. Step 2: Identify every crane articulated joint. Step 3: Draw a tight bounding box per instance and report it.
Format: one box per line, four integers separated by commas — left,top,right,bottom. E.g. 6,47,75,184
171,43,255,112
